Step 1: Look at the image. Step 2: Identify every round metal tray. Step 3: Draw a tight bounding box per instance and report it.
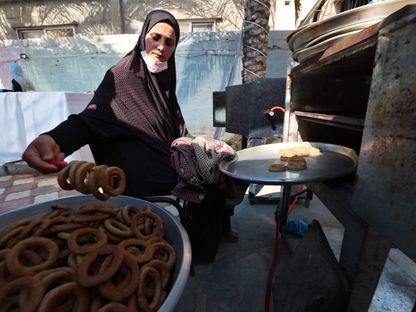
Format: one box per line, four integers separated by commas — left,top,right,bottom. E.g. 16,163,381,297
219,142,358,185
0,195,191,312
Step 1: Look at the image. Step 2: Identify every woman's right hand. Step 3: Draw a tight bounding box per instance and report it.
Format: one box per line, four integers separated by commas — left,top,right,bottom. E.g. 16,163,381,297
22,134,66,173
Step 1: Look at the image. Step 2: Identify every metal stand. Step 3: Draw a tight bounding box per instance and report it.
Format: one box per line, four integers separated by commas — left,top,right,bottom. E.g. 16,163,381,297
248,185,313,207
276,185,295,254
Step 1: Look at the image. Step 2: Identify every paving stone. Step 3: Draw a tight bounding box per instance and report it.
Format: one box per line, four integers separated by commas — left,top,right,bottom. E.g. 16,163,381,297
13,177,35,185
31,185,61,196
13,173,38,180
34,192,59,204
5,182,36,194
0,196,34,213
0,176,12,182
0,178,13,188
37,177,59,187
5,190,31,201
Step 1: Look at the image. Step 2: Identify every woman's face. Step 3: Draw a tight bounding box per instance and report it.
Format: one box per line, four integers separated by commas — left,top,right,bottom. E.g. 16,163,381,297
145,22,176,63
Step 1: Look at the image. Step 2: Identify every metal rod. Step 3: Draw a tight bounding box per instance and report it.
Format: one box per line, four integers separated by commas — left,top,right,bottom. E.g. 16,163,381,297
278,185,292,226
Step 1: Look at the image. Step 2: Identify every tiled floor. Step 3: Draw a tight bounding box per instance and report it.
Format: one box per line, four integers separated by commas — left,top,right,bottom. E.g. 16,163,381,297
0,164,78,213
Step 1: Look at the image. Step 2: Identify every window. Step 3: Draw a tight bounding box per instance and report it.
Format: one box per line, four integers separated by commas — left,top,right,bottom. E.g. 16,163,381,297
18,29,43,39
191,21,215,32
45,28,74,38
17,26,75,39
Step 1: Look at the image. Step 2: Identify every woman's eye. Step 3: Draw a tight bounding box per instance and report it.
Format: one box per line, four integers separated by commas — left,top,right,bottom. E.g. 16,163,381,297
152,34,161,41
165,39,175,47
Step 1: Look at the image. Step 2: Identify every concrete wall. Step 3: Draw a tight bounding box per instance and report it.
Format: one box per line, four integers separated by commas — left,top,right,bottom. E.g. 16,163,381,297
0,0,313,40
0,1,116,39
0,0,246,40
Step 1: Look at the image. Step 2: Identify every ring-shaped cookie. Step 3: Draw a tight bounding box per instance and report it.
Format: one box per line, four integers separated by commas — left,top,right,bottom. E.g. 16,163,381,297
131,211,164,241
14,219,44,242
49,222,86,233
36,266,74,281
103,219,133,238
67,227,108,255
138,266,162,312
67,161,87,187
143,259,170,290
88,165,110,201
97,302,131,312
0,219,31,238
117,204,140,225
20,249,44,266
152,241,176,269
99,225,124,244
6,237,60,276
118,238,154,264
98,253,140,302
99,166,126,196
79,203,117,216
0,225,26,249
0,249,10,265
77,244,124,287
37,282,89,312
0,275,44,312
57,164,73,190
73,161,95,194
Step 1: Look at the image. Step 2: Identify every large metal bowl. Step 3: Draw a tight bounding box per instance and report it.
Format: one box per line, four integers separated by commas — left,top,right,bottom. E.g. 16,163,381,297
0,195,192,312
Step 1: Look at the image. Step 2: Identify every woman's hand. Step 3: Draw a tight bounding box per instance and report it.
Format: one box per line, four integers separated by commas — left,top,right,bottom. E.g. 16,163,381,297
22,134,66,173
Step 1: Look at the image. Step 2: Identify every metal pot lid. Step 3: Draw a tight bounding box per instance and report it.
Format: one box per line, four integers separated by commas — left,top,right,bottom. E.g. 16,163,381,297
292,29,362,62
287,0,416,52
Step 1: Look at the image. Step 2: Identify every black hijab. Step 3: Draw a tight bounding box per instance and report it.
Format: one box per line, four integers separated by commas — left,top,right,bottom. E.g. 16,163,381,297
79,9,186,151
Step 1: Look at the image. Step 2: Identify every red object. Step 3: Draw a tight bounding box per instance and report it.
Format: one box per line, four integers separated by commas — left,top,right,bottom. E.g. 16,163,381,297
265,217,280,312
47,160,67,168
270,106,285,113
264,185,303,312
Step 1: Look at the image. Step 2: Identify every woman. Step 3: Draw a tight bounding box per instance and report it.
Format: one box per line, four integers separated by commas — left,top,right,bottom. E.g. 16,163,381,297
22,10,236,262
22,10,186,197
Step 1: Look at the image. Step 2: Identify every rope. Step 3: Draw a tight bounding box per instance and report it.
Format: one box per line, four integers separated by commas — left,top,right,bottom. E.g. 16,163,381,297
243,44,268,58
243,20,269,35
242,68,261,79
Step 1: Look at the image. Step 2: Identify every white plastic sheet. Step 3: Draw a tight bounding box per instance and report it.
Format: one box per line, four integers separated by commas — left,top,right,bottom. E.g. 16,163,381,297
0,92,94,165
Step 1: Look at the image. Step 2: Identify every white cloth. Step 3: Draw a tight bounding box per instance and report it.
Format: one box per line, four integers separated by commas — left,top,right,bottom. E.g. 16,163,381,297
140,50,168,73
0,92,94,165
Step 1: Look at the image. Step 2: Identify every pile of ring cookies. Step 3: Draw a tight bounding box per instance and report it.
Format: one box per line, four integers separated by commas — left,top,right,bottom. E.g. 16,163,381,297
0,203,176,312
268,146,321,172
58,161,126,201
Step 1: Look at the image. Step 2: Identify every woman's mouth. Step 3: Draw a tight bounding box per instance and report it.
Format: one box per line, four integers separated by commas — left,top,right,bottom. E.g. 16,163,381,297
152,53,163,62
